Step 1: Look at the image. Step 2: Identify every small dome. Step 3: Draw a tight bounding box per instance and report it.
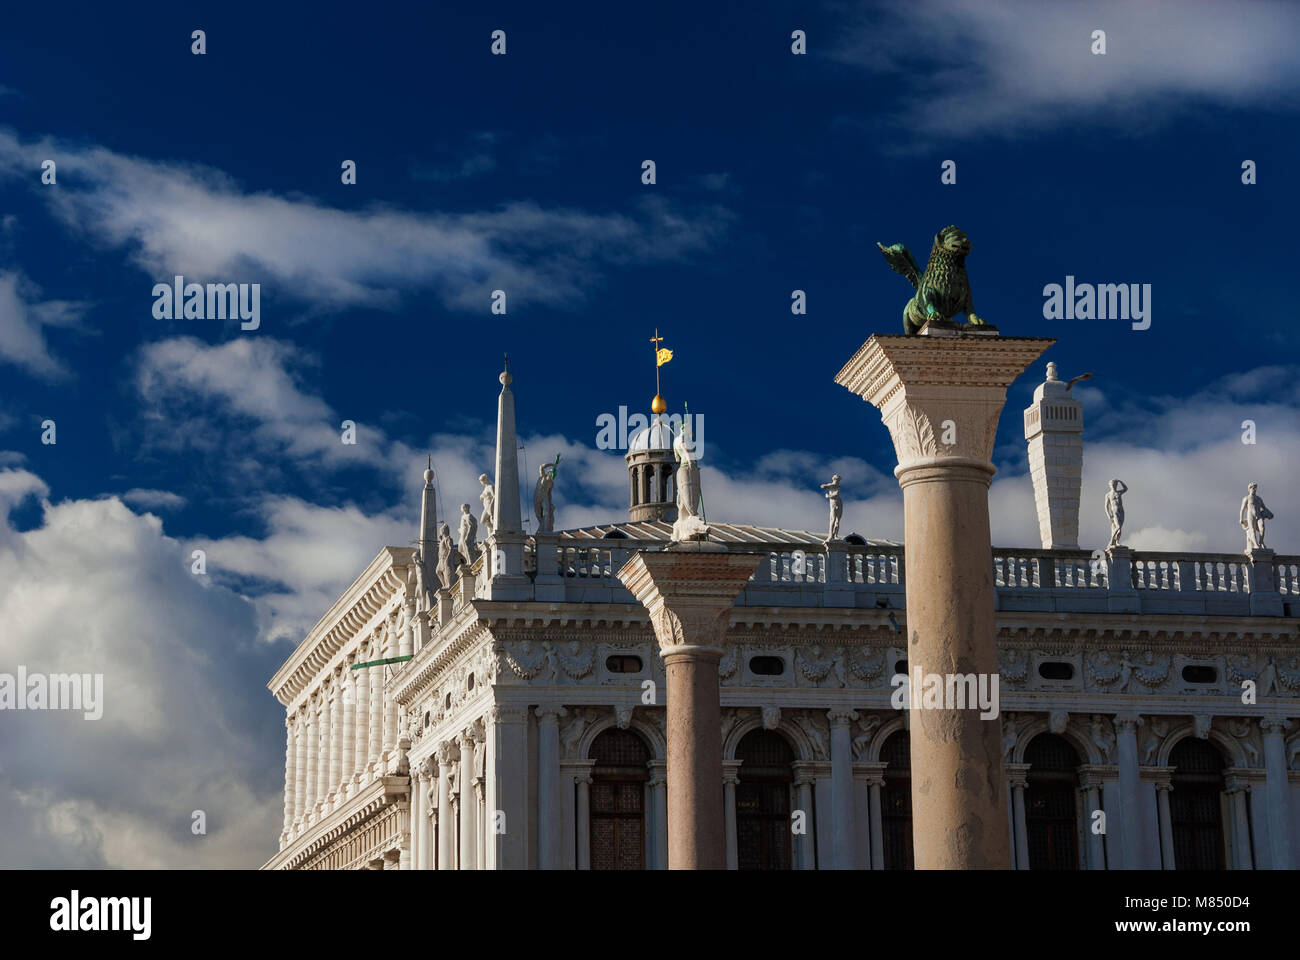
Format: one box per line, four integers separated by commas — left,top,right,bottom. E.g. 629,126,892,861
628,415,676,453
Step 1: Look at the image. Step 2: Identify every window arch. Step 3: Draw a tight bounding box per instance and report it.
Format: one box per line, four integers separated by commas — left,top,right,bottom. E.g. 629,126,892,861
588,728,650,870
1169,738,1227,870
1024,733,1081,870
735,729,794,870
880,731,913,870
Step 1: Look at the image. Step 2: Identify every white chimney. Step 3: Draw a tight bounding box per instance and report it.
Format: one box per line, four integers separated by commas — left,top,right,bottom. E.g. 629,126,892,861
1023,361,1083,549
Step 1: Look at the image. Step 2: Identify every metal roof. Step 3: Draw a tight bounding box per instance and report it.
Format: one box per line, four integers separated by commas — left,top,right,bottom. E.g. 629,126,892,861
557,520,900,548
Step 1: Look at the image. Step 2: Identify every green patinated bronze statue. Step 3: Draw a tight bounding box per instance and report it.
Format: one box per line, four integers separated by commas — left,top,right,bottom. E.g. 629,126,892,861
878,225,988,335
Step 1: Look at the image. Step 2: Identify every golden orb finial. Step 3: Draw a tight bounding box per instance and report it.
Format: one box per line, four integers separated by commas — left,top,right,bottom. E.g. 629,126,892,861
651,394,667,415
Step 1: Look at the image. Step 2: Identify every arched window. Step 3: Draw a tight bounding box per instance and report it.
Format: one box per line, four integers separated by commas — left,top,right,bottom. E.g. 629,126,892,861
1024,734,1081,870
1170,739,1227,870
735,730,794,870
880,731,913,870
589,729,650,870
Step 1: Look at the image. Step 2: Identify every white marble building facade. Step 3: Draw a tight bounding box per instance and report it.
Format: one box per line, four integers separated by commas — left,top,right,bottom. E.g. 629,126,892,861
263,366,1300,870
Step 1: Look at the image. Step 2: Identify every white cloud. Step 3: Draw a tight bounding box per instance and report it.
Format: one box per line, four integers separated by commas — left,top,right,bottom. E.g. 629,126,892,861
832,0,1300,139
120,488,187,511
0,269,88,379
0,129,729,313
0,480,283,868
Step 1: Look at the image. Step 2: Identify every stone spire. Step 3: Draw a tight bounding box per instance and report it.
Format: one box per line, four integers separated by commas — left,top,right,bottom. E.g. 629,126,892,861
493,361,522,535
483,358,531,600
418,455,438,561
1023,361,1084,549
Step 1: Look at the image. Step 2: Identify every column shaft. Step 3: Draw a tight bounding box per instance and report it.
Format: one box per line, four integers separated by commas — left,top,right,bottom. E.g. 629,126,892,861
828,711,857,869
901,464,1009,869
1114,715,1143,869
537,708,563,869
459,733,477,870
1262,721,1292,869
282,719,296,836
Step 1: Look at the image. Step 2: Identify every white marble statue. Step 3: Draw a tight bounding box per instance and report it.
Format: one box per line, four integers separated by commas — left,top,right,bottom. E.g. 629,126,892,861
1240,482,1273,551
408,548,431,611
820,474,842,541
478,474,496,538
672,430,708,541
1105,478,1128,549
436,522,461,590
458,504,479,566
533,463,556,533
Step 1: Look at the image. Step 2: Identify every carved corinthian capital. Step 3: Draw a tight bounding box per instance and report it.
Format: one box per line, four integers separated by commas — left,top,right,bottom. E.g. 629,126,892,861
835,334,1053,473
617,549,764,658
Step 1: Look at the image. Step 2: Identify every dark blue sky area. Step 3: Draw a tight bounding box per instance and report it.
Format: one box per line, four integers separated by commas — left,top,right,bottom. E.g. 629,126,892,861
1,0,1295,539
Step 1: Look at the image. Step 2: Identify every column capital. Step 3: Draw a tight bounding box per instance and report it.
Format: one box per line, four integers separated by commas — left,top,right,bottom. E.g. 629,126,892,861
436,740,460,767
1224,773,1254,793
827,708,860,727
1005,761,1031,788
1112,713,1144,734
490,704,530,724
535,705,567,724
1260,718,1290,736
617,548,763,657
835,333,1054,474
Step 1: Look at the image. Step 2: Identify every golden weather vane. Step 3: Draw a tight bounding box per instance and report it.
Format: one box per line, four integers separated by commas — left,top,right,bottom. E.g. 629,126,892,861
650,328,672,414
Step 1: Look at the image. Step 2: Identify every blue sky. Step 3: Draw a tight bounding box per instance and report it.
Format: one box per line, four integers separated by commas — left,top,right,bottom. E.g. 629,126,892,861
1,0,1298,867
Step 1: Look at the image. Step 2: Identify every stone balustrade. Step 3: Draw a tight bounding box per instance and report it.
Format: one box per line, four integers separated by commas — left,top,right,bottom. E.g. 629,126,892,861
519,537,1298,617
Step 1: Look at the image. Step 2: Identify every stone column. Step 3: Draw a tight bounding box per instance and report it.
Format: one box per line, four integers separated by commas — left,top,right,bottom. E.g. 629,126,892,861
827,709,858,869
576,774,592,869
1154,778,1176,870
618,547,763,870
368,638,383,770
397,798,412,871
293,712,308,826
340,659,356,798
1261,719,1292,869
459,728,478,870
864,765,886,870
437,741,458,870
353,651,369,786
419,764,435,869
303,701,319,817
382,645,399,766
282,717,297,840
1225,776,1254,869
836,331,1049,869
328,672,343,805
723,761,741,870
409,764,424,870
1113,714,1144,869
1006,763,1031,870
648,760,669,870
315,696,329,812
793,767,816,869
536,706,565,869
1079,767,1106,870
492,705,529,869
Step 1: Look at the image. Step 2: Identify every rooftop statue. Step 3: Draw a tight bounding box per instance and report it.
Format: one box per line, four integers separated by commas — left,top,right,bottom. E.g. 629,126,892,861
436,522,462,590
672,424,709,542
458,504,479,566
1241,481,1274,551
820,474,842,542
478,474,495,538
1105,478,1128,549
534,457,559,533
877,225,988,335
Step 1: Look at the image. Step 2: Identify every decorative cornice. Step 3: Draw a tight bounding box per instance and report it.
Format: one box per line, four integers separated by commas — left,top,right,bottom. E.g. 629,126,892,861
269,547,414,707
